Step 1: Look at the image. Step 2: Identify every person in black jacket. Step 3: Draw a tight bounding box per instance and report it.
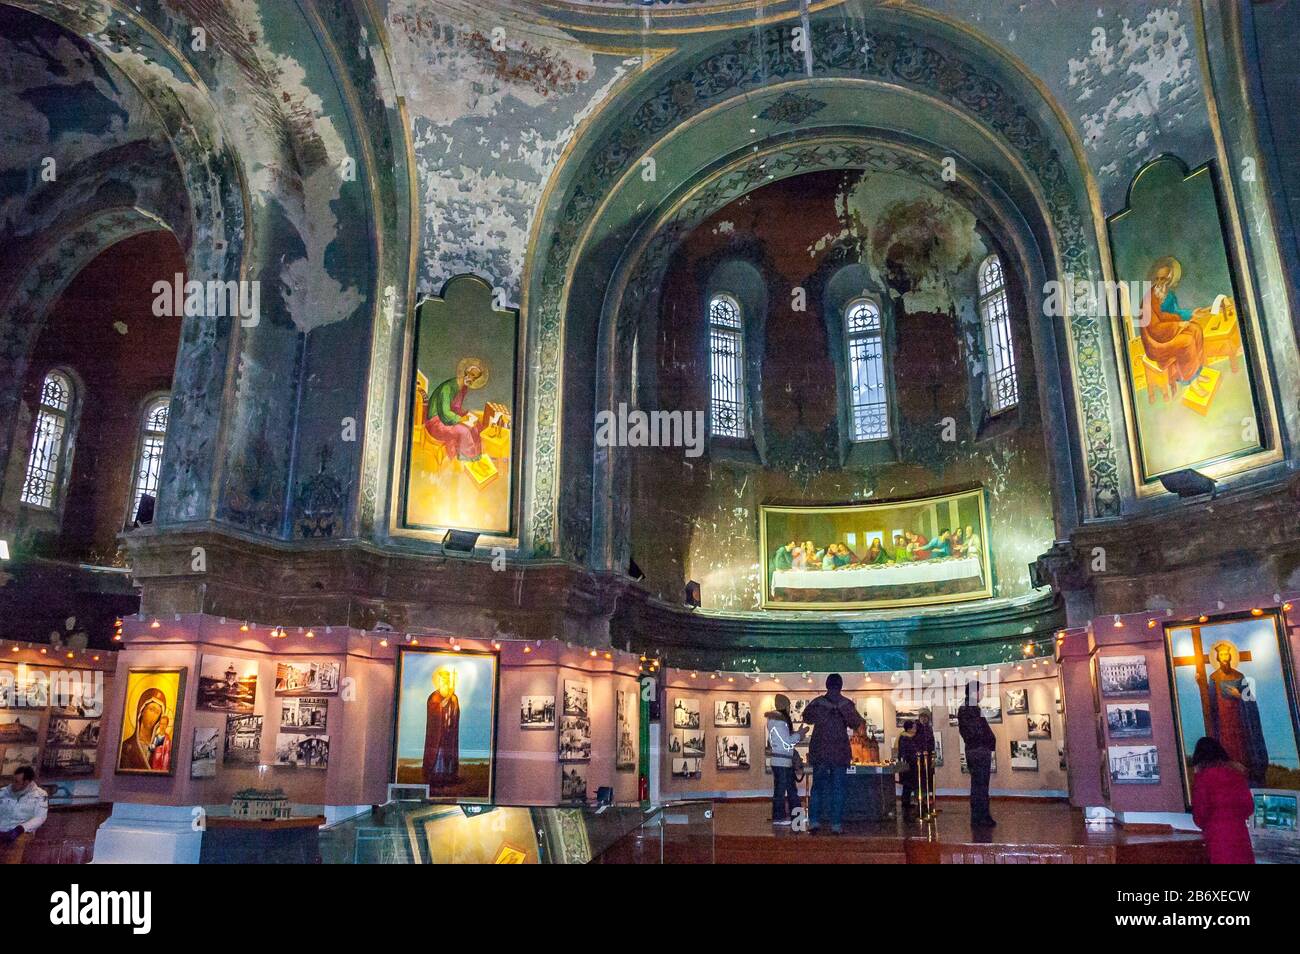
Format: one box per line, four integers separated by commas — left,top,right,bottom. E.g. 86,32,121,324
897,720,920,823
957,681,997,827
802,673,865,834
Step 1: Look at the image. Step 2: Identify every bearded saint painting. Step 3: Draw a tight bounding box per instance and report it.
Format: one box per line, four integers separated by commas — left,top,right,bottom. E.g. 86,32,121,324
423,666,461,787
1206,640,1269,786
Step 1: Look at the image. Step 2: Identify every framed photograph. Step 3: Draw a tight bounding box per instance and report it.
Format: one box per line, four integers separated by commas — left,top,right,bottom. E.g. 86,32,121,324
279,696,328,731
41,747,97,777
760,488,992,611
713,699,751,728
558,716,591,762
0,712,39,745
1005,688,1028,715
1,746,37,775
392,648,499,802
949,696,1002,725
1106,702,1152,740
895,705,923,728
716,734,751,770
560,764,587,803
563,679,589,719
790,698,811,726
859,696,886,742
1099,654,1150,697
116,667,186,776
959,738,996,774
191,727,220,779
1010,740,1039,771
1109,744,1160,784
669,727,705,758
520,695,555,730
46,716,98,747
671,757,702,778
275,732,329,769
672,697,701,729
1165,612,1300,800
616,689,636,769
274,659,340,695
223,714,263,766
1026,713,1052,739
196,654,258,714
1058,742,1066,770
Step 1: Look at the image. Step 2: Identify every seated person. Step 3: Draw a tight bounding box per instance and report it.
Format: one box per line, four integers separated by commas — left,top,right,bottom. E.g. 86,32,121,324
907,531,932,561
831,543,854,568
804,540,825,565
950,527,966,558
963,525,981,557
791,544,807,570
890,533,911,563
863,539,886,566
921,529,953,559
772,540,798,571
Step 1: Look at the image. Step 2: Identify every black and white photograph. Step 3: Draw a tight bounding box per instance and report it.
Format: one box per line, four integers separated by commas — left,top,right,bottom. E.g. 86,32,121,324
41,746,97,777
561,764,587,803
1010,739,1039,771
895,704,922,727
672,697,701,729
790,698,811,725
715,734,750,770
1106,702,1153,739
280,696,328,730
46,715,99,747
1099,654,1150,697
1,745,37,775
51,680,101,718
1004,687,1028,715
616,689,635,769
275,732,330,768
669,727,705,758
274,659,340,695
1058,742,1067,770
0,712,39,744
713,699,751,728
933,730,944,767
191,727,220,779
563,679,589,719
223,714,263,765
948,696,1002,725
1109,744,1159,784
520,694,556,729
1026,713,1052,739
1054,685,1063,713
558,715,591,761
197,654,258,713
671,757,702,778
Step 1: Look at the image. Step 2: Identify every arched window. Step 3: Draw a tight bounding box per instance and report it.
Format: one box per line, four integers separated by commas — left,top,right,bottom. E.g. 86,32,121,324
844,298,890,441
21,370,76,509
708,293,746,439
129,396,170,523
978,254,1019,413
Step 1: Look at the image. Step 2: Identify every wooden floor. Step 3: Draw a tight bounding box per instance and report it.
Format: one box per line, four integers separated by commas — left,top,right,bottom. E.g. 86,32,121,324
711,798,1208,864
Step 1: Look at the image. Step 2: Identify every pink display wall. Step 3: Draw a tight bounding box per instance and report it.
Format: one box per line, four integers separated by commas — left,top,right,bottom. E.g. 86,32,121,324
100,616,643,809
660,666,1069,798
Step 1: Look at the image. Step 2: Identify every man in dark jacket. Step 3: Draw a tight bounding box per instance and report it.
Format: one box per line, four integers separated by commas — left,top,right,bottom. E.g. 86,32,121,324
802,673,865,833
957,681,997,827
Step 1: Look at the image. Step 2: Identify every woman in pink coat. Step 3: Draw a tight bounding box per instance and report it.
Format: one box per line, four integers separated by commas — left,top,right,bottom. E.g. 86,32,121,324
1190,737,1256,864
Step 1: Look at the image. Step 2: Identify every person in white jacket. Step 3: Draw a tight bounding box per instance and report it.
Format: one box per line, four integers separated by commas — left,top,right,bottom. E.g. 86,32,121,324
0,766,47,864
766,694,807,825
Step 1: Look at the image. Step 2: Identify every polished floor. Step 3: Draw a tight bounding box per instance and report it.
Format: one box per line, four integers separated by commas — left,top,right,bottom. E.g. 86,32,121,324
710,798,1208,864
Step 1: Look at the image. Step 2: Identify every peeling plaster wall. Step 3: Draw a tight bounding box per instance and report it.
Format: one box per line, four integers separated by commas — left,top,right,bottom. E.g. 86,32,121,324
631,170,1054,612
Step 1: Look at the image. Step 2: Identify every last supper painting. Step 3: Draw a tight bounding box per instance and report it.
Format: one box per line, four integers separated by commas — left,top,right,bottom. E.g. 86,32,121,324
402,275,521,537
392,648,498,803
761,489,991,610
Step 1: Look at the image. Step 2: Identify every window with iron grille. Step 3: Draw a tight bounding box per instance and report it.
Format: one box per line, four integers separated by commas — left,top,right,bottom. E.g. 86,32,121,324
978,254,1019,414
21,370,74,509
708,294,746,439
844,298,890,441
129,396,170,524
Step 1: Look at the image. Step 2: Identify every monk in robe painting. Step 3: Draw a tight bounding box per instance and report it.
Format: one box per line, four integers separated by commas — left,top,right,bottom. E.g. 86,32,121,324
423,666,461,786
1139,257,1206,386
119,687,168,772
424,357,509,463
1207,640,1269,786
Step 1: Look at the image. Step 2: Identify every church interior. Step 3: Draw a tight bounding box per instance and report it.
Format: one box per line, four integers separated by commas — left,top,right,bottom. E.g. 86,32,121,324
1,0,1299,871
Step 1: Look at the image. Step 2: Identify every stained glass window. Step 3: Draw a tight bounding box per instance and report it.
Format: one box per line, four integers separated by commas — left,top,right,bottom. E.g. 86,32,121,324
844,298,889,441
21,371,74,509
978,254,1019,414
129,396,170,523
708,294,746,439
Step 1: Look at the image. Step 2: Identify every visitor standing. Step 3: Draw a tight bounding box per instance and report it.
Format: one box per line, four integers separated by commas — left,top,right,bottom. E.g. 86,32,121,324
1190,737,1256,864
766,694,807,826
803,674,865,834
957,681,997,828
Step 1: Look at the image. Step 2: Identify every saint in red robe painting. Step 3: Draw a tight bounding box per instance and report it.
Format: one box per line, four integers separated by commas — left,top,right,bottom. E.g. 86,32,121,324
423,666,461,786
1206,641,1269,786
1139,256,1205,384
